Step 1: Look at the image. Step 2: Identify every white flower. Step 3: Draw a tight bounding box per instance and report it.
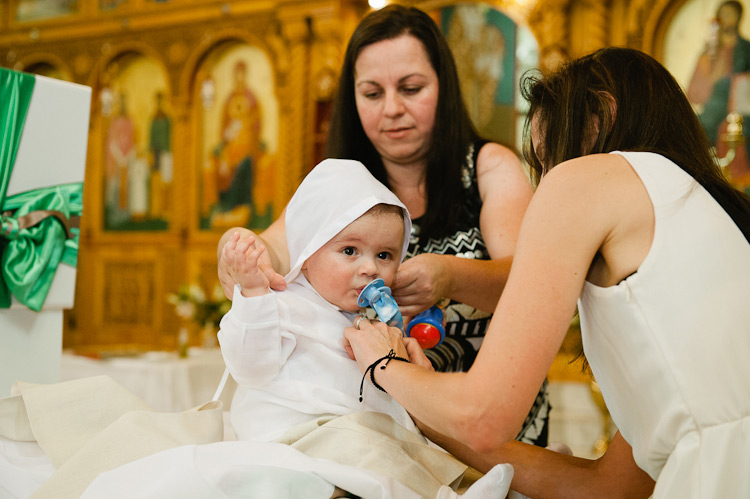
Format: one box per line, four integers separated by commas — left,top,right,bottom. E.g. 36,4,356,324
175,301,196,320
211,283,225,301
188,284,206,303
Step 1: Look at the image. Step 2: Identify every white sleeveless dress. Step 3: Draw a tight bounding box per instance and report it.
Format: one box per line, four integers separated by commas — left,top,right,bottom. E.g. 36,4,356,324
578,151,750,497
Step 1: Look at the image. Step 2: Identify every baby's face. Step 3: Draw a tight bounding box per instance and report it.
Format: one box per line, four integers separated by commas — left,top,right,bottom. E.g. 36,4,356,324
301,211,404,312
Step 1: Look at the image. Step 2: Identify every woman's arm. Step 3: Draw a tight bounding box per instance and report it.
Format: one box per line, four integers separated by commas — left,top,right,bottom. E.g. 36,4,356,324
216,209,290,299
420,425,654,499
345,155,640,450
472,142,534,309
505,433,655,499
392,143,534,316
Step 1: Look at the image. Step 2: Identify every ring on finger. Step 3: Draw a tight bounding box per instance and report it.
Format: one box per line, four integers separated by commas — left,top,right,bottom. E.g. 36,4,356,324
354,315,367,330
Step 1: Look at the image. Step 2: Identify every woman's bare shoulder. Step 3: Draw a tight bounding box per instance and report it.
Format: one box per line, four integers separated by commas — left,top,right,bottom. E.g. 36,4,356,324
475,142,532,202
533,153,653,286
475,141,522,174
528,153,648,240
539,153,636,190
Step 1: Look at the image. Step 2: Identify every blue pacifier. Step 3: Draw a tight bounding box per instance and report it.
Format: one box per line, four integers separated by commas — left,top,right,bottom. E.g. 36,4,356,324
357,278,404,332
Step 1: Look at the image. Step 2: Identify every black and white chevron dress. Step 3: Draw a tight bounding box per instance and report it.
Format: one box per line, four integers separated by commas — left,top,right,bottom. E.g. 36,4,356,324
405,141,550,447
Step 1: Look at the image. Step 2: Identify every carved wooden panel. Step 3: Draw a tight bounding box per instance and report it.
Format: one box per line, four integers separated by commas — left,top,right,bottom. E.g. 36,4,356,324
102,261,156,328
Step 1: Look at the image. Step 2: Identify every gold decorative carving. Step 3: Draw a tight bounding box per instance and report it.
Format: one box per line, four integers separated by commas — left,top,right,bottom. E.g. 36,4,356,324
167,42,187,65
528,0,568,48
278,17,312,196
2,0,678,352
310,15,342,101
577,0,607,55
266,33,291,85
641,0,686,59
624,0,652,50
73,53,93,77
0,1,339,351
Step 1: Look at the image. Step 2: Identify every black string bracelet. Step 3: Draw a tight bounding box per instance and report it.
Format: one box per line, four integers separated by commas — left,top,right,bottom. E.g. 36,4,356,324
359,349,409,402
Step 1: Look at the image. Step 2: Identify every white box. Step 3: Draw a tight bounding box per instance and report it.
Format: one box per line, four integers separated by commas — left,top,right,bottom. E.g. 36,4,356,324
0,70,91,396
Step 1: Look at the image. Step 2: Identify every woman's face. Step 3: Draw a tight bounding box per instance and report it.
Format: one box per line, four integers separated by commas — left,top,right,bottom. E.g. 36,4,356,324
354,34,439,169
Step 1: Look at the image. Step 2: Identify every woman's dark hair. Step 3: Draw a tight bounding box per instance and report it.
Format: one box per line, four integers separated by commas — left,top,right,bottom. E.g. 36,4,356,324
521,47,750,241
325,4,479,242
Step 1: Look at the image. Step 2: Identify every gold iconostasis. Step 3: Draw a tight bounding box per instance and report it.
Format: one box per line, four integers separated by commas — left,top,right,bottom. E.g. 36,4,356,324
0,0,745,352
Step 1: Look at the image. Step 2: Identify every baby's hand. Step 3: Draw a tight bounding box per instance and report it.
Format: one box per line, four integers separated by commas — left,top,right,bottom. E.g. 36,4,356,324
223,232,270,297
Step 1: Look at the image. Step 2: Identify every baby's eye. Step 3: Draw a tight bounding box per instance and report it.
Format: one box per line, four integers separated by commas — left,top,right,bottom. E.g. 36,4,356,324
342,247,356,256
377,251,393,260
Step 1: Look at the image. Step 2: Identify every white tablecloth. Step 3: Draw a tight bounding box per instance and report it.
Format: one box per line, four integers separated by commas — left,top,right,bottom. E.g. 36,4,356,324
60,348,231,412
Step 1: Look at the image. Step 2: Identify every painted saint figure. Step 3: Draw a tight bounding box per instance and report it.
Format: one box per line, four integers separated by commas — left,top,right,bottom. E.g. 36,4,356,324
105,93,136,226
687,0,750,184
149,91,172,219
207,60,262,229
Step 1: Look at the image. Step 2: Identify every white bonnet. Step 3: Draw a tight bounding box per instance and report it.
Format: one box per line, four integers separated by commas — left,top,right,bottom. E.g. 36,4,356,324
284,158,411,283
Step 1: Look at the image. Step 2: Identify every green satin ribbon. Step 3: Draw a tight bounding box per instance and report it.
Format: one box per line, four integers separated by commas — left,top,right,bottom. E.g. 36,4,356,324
1,184,83,311
1,67,83,311
1,68,35,208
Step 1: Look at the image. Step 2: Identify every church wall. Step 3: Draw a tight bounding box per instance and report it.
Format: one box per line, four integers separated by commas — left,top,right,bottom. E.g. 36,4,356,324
1,0,354,351
0,0,714,351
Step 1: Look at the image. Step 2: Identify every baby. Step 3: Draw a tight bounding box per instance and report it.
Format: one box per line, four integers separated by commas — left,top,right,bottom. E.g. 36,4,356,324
219,158,417,441
218,159,511,498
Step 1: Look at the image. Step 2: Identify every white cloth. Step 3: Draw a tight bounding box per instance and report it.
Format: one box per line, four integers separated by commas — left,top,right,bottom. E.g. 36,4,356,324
220,281,419,441
0,437,54,498
219,158,418,442
0,376,224,499
284,158,411,283
81,440,513,499
81,440,424,499
60,348,228,412
579,151,750,497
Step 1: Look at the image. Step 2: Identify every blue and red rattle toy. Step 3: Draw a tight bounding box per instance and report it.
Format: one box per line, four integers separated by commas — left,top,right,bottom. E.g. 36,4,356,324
405,306,445,350
357,278,445,349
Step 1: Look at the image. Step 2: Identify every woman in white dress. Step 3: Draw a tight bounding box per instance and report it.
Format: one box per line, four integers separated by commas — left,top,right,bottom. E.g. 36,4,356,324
344,47,750,498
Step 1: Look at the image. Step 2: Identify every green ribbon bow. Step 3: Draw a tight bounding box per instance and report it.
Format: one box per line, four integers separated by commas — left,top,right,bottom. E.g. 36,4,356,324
1,67,83,311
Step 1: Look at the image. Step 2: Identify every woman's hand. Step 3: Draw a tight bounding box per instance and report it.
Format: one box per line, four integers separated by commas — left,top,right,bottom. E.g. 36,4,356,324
403,336,434,370
391,253,450,317
218,230,286,299
343,318,433,372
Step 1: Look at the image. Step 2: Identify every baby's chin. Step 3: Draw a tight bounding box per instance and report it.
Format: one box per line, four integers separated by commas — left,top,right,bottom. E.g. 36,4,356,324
340,302,361,314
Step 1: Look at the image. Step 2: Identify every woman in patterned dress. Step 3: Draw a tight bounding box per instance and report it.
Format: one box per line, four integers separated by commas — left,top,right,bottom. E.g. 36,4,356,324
217,4,549,446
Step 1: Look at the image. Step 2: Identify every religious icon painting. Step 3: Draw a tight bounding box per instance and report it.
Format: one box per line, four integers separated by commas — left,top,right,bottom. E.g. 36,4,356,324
664,0,750,192
437,4,538,153
101,52,172,231
196,42,279,232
